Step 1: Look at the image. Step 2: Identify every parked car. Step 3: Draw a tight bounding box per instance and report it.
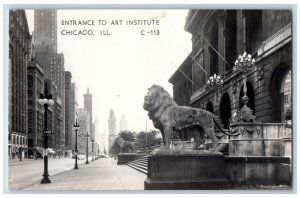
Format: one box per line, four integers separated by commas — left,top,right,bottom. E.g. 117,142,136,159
77,154,86,160
99,154,109,158
35,154,43,159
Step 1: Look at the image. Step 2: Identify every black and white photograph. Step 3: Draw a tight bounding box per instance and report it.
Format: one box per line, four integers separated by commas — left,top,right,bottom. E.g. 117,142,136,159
2,1,297,194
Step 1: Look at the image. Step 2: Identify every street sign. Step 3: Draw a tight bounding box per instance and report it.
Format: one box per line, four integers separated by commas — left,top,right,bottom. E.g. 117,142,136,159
44,131,54,134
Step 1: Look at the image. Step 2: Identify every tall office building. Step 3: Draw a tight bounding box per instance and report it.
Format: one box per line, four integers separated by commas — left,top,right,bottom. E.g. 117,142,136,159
108,109,117,153
34,9,65,153
120,114,128,132
108,109,117,135
77,108,91,154
33,10,57,53
84,88,93,141
64,71,73,152
71,83,78,150
9,10,31,159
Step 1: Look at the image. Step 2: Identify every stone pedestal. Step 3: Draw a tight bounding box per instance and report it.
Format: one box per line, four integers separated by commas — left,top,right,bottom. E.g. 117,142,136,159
225,156,291,185
144,148,231,190
117,153,137,165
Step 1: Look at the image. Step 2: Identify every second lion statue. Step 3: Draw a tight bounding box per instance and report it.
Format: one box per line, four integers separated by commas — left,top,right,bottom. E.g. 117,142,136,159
143,84,226,151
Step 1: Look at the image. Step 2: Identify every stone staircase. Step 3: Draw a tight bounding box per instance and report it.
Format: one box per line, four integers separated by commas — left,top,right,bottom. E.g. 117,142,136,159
126,155,148,175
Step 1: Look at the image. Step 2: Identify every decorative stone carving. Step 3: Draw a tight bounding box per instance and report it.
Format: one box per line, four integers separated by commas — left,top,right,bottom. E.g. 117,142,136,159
283,104,292,128
115,137,139,153
232,82,238,95
230,104,256,124
258,66,264,80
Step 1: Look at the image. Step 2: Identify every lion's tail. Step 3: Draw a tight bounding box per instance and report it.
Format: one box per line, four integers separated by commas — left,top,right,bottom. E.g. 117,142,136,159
213,117,240,136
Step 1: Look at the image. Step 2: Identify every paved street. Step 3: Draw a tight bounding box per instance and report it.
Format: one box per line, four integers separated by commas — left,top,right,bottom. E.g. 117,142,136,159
8,157,146,191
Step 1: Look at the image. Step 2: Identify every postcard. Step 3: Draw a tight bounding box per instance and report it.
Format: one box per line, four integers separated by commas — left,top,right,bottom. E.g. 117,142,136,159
5,6,294,192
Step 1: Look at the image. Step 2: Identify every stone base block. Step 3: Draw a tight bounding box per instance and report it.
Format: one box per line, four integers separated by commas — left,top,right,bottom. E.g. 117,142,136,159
145,178,231,190
225,156,291,185
277,163,292,185
145,148,231,190
117,153,137,165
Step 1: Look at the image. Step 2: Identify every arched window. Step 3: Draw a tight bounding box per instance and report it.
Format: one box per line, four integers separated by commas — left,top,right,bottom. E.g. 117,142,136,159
281,70,292,110
270,64,291,122
220,93,231,129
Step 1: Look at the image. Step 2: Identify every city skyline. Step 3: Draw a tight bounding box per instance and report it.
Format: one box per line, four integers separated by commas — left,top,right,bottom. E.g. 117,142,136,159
25,9,192,133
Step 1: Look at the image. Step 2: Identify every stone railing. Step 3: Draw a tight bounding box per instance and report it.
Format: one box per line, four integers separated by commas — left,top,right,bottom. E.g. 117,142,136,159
229,122,291,157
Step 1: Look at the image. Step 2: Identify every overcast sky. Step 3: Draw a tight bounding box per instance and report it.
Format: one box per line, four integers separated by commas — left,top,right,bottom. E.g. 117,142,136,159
25,9,192,133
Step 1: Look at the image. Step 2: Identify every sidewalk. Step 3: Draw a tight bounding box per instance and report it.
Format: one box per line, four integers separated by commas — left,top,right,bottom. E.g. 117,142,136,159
9,158,39,166
9,157,71,166
24,158,147,191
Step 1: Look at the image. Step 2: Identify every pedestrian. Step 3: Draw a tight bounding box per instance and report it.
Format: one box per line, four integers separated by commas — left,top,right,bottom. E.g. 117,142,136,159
19,147,23,161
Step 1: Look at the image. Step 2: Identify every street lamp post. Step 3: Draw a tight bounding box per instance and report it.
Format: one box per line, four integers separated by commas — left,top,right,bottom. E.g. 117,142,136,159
233,52,256,122
234,52,256,106
91,140,95,161
38,83,54,184
73,120,80,169
85,131,89,164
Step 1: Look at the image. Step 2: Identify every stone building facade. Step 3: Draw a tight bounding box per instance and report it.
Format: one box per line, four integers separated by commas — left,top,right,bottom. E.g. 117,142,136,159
71,83,78,151
171,10,292,129
120,114,128,132
27,59,44,157
168,9,292,184
169,56,192,107
77,108,91,154
43,79,58,156
84,88,94,143
64,71,73,152
8,10,31,159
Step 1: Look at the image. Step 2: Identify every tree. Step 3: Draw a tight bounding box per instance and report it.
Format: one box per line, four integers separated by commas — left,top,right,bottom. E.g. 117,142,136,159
136,130,161,147
119,130,136,142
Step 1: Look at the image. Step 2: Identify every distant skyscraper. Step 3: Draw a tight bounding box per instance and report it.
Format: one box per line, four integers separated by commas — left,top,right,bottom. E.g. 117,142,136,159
108,109,117,153
94,117,101,150
120,114,128,132
84,88,93,140
108,109,117,136
77,108,91,154
33,10,57,53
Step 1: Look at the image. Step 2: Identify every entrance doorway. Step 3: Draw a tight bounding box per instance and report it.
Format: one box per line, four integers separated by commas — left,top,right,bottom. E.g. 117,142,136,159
220,93,231,129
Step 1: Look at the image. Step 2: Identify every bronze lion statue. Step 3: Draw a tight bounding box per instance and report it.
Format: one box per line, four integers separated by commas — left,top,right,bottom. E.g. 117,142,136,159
115,137,140,153
143,84,227,151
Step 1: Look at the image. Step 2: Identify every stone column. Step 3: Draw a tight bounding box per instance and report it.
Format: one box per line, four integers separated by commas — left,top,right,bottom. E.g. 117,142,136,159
236,10,246,55
203,31,210,81
217,11,226,75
